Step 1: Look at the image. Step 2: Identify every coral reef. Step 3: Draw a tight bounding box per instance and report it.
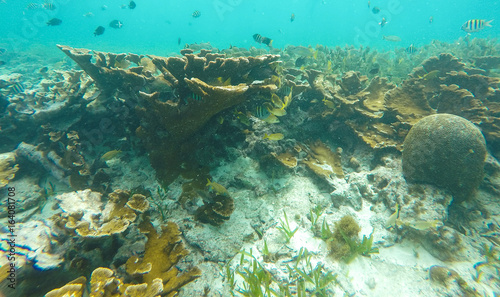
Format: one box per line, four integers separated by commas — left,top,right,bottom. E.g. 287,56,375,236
402,114,487,203
0,152,18,188
126,221,201,296
54,189,148,237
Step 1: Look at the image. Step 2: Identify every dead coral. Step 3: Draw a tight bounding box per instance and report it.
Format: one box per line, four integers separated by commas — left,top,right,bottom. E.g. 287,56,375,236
271,151,298,168
126,221,201,296
55,189,148,238
0,152,18,188
301,140,344,180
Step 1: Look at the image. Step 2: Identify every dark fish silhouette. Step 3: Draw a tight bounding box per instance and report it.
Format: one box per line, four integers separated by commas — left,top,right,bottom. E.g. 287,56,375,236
192,10,201,18
94,26,105,36
372,6,380,14
178,37,181,45
129,1,136,9
109,20,123,29
47,18,62,26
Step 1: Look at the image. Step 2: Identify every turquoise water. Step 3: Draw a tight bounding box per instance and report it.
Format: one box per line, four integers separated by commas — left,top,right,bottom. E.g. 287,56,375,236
1,0,499,55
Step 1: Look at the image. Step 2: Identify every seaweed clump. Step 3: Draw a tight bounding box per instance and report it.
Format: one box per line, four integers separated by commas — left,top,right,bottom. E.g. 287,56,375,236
326,215,378,263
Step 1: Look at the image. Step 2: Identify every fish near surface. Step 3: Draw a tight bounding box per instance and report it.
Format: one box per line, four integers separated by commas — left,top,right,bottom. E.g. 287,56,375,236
383,35,401,42
47,18,62,26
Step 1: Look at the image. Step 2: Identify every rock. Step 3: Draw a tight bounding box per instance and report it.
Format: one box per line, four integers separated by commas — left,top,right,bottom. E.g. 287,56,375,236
402,114,487,203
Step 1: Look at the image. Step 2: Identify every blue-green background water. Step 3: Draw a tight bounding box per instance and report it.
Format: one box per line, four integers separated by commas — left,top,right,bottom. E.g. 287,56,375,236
0,0,499,56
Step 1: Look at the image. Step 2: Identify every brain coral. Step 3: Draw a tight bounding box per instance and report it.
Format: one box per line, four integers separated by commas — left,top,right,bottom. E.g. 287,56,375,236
402,114,487,203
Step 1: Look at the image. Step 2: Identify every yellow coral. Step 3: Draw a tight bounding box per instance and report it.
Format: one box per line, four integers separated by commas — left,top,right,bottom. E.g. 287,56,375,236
126,221,201,297
301,141,344,179
0,152,19,188
45,276,86,297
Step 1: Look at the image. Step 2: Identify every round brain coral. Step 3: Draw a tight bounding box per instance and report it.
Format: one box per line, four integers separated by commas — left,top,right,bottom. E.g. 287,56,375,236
402,114,487,203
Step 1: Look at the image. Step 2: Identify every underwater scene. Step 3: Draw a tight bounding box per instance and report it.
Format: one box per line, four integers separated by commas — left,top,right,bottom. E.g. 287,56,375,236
1,0,500,296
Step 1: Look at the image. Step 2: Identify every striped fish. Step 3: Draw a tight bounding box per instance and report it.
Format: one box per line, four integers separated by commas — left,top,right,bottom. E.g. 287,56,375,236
192,10,201,18
461,19,493,33
10,82,24,93
254,106,270,119
26,3,39,9
43,2,56,10
406,44,417,54
191,92,202,101
277,85,292,97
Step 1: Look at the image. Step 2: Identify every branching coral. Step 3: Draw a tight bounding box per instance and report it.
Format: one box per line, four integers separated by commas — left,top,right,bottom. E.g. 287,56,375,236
126,221,201,296
54,189,149,237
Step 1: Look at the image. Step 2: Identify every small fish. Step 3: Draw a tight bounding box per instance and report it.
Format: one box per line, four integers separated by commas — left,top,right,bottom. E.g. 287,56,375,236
192,10,201,18
109,20,123,29
0,61,5,67
382,35,401,42
101,5,108,10
429,16,433,24
420,70,440,80
120,4,127,9
0,48,6,55
253,34,273,47
42,2,56,10
255,106,271,119
461,19,493,33
385,203,399,228
83,12,94,17
263,133,284,141
217,116,224,124
10,82,24,93
206,179,229,196
216,77,231,86
39,66,48,73
47,18,62,26
262,114,280,124
372,6,380,14
369,64,380,74
94,26,105,36
264,102,287,116
177,37,181,45
26,3,39,10
323,98,335,110
406,44,417,54
129,1,136,9
402,220,441,231
290,13,295,22
235,111,250,126
379,17,387,27
367,0,370,8
191,93,203,101
101,150,122,161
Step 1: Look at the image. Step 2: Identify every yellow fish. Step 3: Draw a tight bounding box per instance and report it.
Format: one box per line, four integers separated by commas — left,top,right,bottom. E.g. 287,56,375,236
101,150,122,161
323,97,335,110
262,114,280,124
217,77,231,86
264,102,287,116
271,93,285,109
206,179,229,196
420,70,440,80
402,220,441,230
385,203,399,228
263,133,284,141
